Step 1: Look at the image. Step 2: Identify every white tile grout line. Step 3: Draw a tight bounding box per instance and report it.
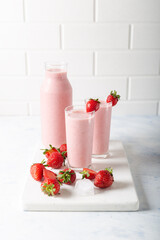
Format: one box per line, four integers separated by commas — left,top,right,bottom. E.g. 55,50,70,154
128,24,133,49
127,77,131,100
126,77,129,100
93,52,95,76
23,0,26,22
93,0,97,22
25,52,28,76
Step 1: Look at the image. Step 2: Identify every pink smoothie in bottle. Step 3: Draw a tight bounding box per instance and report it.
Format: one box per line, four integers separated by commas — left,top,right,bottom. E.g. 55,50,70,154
40,63,72,148
92,101,112,157
65,106,95,168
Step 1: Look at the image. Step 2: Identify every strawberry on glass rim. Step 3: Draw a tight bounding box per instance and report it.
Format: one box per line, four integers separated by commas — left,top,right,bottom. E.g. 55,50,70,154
106,90,120,107
86,98,100,112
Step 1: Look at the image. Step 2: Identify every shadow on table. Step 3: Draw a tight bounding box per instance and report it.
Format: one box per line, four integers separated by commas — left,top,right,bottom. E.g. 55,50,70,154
124,143,150,211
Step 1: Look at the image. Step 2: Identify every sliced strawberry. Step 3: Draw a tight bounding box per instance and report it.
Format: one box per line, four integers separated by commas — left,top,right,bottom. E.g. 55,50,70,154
30,159,47,181
80,168,97,180
43,168,57,180
86,98,100,112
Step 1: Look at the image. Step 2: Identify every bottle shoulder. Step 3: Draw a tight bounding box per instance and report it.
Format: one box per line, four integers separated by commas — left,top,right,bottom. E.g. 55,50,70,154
41,78,72,94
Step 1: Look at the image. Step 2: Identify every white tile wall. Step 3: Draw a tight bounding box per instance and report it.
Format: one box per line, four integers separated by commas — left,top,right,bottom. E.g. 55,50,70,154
129,77,160,100
0,0,23,22
0,51,26,75
0,102,28,115
25,0,93,22
132,24,160,49
63,24,129,49
0,77,27,100
27,51,93,76
0,24,25,49
0,0,160,116
96,51,160,75
112,101,158,116
70,77,127,101
26,24,60,49
97,0,160,22
29,101,40,116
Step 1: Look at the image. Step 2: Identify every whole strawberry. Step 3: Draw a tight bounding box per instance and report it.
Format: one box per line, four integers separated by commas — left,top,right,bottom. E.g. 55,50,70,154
43,168,57,180
41,178,60,196
94,168,114,188
80,168,97,180
41,144,58,159
47,152,64,169
59,143,67,158
57,168,76,185
86,98,100,112
106,90,120,106
30,159,47,181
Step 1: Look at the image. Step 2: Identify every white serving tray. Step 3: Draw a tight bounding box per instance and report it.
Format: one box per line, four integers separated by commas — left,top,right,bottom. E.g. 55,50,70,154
22,141,139,211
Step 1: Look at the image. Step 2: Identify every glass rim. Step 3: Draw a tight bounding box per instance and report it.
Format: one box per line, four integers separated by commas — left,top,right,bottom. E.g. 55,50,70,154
65,105,95,115
45,61,68,68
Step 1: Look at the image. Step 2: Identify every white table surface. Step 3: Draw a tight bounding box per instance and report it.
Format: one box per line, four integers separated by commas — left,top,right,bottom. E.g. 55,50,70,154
0,116,160,240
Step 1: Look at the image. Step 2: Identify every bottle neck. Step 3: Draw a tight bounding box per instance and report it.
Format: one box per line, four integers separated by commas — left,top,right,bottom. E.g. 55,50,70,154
45,69,67,81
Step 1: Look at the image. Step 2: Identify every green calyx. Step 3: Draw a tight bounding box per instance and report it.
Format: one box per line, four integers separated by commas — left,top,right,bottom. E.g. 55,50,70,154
41,159,48,167
41,144,57,155
41,183,56,196
32,159,48,167
105,167,113,176
110,90,120,100
89,98,100,103
58,169,74,183
80,170,90,179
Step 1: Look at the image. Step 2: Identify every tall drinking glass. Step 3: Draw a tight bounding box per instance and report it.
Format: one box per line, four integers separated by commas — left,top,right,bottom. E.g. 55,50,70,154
90,100,112,158
65,105,95,169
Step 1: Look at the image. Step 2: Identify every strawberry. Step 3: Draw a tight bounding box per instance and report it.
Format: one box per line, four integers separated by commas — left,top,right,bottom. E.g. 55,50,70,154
80,168,97,180
43,168,57,180
86,98,100,112
30,159,47,181
94,168,114,188
41,178,60,196
106,90,120,107
59,143,67,158
47,152,64,169
41,144,58,159
57,168,76,185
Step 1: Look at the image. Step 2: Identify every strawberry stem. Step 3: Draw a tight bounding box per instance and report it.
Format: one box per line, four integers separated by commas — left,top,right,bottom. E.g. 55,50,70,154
105,167,113,175
110,90,120,100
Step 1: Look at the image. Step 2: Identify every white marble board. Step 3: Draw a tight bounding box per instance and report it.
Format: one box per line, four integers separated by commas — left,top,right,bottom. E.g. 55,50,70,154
22,141,139,211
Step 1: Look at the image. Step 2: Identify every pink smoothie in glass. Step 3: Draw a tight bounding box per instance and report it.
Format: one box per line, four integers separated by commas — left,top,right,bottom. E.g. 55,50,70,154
65,107,95,168
40,63,72,148
92,101,112,156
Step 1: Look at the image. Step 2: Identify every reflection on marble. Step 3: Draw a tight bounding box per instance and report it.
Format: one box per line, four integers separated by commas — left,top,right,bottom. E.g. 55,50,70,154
0,116,160,240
